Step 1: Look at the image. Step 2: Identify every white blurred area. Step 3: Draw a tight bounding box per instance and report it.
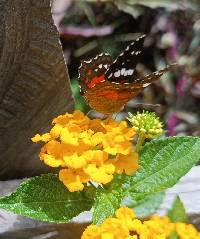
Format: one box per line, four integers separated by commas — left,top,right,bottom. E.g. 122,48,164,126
51,0,72,27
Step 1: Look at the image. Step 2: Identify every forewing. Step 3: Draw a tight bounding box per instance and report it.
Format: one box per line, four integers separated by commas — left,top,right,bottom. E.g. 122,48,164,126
78,53,113,95
130,63,177,89
105,34,146,83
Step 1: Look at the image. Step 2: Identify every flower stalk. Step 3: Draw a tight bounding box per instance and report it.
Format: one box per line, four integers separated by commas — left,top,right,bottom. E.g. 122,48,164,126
135,134,145,153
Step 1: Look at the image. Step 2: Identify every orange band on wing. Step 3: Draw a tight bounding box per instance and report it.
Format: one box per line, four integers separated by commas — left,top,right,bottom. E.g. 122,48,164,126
99,90,132,100
87,75,105,88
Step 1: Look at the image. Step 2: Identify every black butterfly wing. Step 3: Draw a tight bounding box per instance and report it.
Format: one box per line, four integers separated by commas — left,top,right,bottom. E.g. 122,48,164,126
105,34,146,83
130,63,177,89
78,53,113,95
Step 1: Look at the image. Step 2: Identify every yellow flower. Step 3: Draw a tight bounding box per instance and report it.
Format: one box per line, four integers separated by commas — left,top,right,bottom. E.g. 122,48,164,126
101,233,114,239
175,222,200,239
59,168,89,192
115,207,137,231
63,153,87,169
32,110,138,192
101,218,130,238
102,134,133,155
39,141,65,167
42,154,64,167
113,152,139,175
80,224,101,239
81,207,200,239
115,207,136,220
147,215,174,236
32,133,51,142
84,163,115,184
81,207,138,239
50,124,63,139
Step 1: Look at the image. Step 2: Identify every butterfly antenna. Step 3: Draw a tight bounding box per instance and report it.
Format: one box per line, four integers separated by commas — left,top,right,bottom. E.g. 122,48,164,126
131,103,161,110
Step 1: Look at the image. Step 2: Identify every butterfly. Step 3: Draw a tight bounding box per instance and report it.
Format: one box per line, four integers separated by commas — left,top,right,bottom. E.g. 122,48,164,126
78,34,176,114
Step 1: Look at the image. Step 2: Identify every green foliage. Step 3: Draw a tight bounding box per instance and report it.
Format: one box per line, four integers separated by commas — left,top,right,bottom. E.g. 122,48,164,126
127,137,200,197
168,196,188,223
0,174,93,223
168,196,187,238
92,188,124,224
92,136,200,223
71,78,89,113
124,192,165,218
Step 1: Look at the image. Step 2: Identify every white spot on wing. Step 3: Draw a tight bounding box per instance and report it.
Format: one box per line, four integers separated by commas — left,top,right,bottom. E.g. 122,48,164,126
99,64,103,69
121,68,126,75
79,62,83,69
114,70,120,77
84,59,92,63
155,72,163,76
135,51,141,55
127,69,134,75
112,82,120,84
143,83,151,87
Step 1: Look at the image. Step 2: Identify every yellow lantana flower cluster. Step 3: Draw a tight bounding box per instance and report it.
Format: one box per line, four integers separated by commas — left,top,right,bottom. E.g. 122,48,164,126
32,110,138,192
81,207,200,239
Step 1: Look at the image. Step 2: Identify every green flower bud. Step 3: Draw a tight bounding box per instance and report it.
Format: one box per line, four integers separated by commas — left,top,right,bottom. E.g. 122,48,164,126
127,111,164,139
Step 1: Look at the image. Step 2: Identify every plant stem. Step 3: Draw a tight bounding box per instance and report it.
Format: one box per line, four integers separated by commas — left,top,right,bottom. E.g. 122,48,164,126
135,135,145,153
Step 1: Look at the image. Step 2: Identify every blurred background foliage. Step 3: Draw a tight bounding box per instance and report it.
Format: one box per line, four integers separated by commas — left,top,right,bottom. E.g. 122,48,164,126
52,0,200,136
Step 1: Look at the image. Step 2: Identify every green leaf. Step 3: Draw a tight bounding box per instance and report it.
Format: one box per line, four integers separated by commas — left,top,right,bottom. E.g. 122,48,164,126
168,196,188,223
92,188,124,224
0,174,93,223
123,192,165,218
127,137,200,196
93,136,200,224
